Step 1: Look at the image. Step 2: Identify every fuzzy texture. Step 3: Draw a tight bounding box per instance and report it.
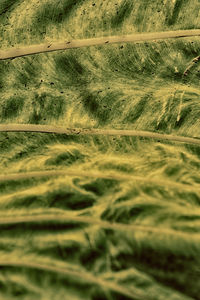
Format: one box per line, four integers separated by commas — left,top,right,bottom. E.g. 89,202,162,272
0,0,200,299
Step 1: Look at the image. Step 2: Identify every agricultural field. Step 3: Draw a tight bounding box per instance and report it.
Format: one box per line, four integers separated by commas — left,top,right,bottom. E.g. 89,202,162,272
0,0,200,299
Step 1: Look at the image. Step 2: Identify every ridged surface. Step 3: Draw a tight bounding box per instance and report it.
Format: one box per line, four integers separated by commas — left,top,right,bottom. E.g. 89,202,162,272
0,1,200,299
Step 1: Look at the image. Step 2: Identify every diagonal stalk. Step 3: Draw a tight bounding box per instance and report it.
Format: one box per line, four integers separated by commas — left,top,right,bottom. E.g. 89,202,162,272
0,258,143,300
0,212,199,239
0,124,200,145
0,169,200,194
0,29,200,60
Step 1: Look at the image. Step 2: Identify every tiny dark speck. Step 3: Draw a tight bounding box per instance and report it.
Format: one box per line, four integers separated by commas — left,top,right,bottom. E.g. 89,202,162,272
105,41,109,44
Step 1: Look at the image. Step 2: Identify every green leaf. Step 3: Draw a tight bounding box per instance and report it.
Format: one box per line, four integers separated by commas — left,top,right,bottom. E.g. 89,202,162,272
0,1,200,299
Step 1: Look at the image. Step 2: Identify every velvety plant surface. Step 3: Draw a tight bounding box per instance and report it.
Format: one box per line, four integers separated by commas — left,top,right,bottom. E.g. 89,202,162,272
0,1,200,299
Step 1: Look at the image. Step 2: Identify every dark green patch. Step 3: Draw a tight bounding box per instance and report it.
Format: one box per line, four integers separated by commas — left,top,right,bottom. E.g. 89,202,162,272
79,178,118,197
164,164,180,176
81,91,108,125
165,0,188,26
54,53,86,85
186,144,200,159
134,1,149,28
32,0,82,31
176,41,199,61
1,96,25,120
159,61,184,82
49,189,96,210
175,106,192,128
0,0,20,18
111,1,133,28
101,203,161,224
0,61,10,88
3,194,46,209
37,242,81,261
45,150,85,166
125,94,149,123
29,92,65,124
16,58,39,86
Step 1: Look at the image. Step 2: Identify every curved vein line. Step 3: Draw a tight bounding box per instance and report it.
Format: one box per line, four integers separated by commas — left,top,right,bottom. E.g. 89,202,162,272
0,213,198,239
0,29,200,60
0,124,200,146
0,260,141,300
0,169,199,194
183,55,200,76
